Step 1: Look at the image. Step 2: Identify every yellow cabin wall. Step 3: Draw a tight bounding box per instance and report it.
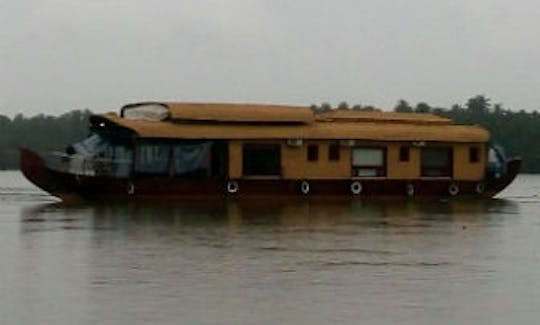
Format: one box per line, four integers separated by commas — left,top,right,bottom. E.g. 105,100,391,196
452,143,485,180
227,140,487,181
227,140,351,179
386,144,421,179
228,140,243,178
281,141,351,179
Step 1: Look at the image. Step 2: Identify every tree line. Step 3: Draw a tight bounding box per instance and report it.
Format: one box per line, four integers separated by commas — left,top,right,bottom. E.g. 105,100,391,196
1,95,539,172
0,110,92,170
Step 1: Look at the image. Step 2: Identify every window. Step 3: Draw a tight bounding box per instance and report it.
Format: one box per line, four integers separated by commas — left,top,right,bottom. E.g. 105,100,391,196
243,144,281,176
328,142,340,161
135,143,170,174
421,148,453,177
171,142,212,178
399,146,410,162
469,147,480,163
352,147,386,177
113,145,133,178
307,145,319,161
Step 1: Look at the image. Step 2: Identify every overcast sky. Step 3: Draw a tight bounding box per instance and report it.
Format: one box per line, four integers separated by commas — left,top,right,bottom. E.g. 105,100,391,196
1,0,540,117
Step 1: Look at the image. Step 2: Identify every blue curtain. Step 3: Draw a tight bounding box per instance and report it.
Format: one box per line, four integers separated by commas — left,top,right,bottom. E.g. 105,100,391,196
172,142,211,176
136,144,170,174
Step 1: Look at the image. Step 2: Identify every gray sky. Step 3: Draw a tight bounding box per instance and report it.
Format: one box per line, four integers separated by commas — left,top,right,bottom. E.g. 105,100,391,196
2,0,540,117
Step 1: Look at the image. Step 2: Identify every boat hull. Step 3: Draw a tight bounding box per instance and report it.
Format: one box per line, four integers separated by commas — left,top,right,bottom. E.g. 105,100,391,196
20,148,521,201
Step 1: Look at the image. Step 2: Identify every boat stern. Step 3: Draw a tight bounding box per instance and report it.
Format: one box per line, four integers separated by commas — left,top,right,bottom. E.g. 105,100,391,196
483,144,521,197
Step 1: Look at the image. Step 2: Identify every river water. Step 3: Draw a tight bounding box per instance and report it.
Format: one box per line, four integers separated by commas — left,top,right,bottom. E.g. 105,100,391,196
1,171,539,324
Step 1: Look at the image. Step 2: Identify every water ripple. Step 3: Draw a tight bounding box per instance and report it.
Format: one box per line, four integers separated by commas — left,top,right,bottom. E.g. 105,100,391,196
318,261,452,267
257,246,402,256
0,186,56,202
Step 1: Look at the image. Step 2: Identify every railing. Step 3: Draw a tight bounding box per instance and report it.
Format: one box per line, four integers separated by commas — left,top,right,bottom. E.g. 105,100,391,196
43,152,133,178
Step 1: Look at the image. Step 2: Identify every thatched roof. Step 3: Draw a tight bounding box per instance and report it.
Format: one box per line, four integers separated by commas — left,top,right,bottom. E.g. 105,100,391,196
316,109,452,125
119,102,456,125
99,111,489,143
120,102,315,124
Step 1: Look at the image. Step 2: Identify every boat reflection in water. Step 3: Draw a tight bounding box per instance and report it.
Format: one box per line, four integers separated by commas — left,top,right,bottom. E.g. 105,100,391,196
20,197,518,231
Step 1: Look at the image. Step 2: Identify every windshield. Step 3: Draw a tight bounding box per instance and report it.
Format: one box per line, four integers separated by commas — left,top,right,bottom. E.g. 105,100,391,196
70,134,108,156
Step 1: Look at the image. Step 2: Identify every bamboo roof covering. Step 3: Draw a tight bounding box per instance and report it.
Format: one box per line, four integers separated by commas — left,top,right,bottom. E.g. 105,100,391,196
316,109,452,125
99,113,489,143
119,102,455,125
163,102,314,124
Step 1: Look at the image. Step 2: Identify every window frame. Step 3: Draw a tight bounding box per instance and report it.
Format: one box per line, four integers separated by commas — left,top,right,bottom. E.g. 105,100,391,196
351,146,387,177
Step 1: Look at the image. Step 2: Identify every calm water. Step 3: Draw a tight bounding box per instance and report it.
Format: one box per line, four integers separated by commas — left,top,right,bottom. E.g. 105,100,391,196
1,171,540,324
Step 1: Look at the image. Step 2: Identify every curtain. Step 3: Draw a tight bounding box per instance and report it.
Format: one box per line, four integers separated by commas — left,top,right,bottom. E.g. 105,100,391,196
172,142,211,176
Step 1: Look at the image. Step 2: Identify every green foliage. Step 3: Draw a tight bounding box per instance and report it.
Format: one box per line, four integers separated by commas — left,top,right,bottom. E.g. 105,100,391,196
337,101,349,110
394,100,413,112
310,102,381,112
0,110,92,170
310,102,333,113
415,102,431,113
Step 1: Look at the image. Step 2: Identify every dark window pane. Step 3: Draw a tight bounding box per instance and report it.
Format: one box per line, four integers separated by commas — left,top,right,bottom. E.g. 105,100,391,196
307,145,318,161
421,148,453,177
469,147,480,163
399,146,410,162
328,143,340,161
243,144,281,176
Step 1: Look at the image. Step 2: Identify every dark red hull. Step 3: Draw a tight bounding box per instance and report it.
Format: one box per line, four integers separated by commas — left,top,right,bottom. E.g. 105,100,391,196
20,148,521,201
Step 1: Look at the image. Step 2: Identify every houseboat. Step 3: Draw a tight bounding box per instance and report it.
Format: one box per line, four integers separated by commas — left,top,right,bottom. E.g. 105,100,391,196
20,102,521,200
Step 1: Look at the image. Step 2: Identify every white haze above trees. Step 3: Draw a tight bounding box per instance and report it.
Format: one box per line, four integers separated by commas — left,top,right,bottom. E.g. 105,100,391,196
2,0,540,116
